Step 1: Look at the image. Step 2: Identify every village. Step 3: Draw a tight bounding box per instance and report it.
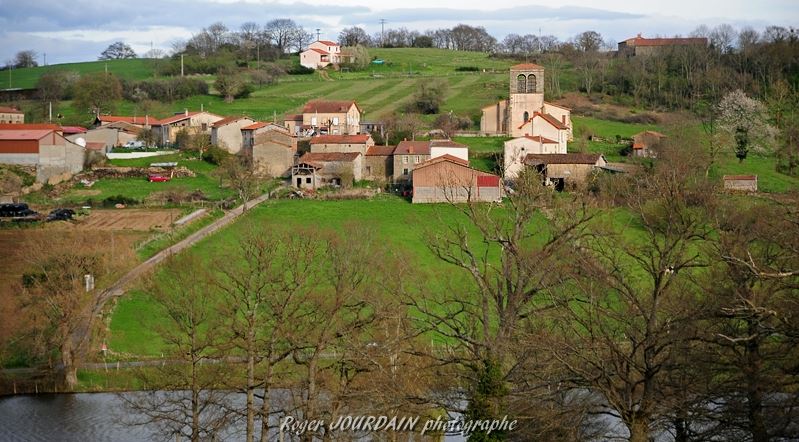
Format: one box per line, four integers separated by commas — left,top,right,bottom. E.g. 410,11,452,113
0,16,797,442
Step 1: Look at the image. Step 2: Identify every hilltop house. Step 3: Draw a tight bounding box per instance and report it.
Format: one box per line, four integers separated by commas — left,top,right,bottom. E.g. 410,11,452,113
288,100,361,136
0,107,24,124
412,155,502,204
300,40,355,69
481,63,573,140
211,116,256,154
0,127,85,183
618,34,708,57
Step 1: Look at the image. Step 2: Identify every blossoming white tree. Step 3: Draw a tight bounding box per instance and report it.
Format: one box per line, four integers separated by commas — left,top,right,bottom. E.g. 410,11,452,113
718,90,778,162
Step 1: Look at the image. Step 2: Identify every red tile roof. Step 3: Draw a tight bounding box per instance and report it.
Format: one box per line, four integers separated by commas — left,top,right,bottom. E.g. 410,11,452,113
211,116,251,128
0,123,60,131
310,48,329,55
284,114,303,121
395,140,431,155
310,134,371,144
624,36,708,47
0,129,54,141
157,112,197,125
318,40,338,46
60,126,87,134
430,139,467,148
85,142,106,151
524,135,558,144
524,153,603,165
519,112,568,130
511,63,544,70
366,146,396,156
0,106,23,114
98,115,160,125
723,175,757,181
302,100,360,114
299,152,361,163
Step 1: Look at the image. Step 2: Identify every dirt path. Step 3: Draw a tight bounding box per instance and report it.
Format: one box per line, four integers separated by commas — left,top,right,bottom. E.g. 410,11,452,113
71,193,272,358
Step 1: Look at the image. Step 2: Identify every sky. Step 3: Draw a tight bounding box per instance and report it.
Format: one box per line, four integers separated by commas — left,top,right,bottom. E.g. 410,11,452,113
0,0,795,65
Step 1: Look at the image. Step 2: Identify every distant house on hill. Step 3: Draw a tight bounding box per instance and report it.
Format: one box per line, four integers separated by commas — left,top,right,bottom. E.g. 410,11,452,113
0,106,24,124
300,40,355,69
618,34,708,56
631,131,667,157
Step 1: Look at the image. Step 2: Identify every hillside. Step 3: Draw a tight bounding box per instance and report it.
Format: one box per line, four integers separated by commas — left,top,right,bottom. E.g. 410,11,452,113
4,58,158,90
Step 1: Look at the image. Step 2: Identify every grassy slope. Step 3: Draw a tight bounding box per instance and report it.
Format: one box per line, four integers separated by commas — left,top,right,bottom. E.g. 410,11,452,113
5,59,158,90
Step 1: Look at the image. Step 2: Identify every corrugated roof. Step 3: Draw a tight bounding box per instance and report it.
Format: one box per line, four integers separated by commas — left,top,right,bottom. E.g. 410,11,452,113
0,129,53,140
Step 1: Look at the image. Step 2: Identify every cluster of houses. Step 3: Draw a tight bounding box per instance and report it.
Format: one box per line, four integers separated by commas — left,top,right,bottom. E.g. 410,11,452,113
0,53,758,196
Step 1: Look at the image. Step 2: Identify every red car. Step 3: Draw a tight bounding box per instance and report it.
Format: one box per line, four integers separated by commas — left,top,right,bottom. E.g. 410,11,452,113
148,174,171,182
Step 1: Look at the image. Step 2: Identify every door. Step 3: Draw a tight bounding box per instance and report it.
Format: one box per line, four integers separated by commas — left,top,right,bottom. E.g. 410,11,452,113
296,177,302,187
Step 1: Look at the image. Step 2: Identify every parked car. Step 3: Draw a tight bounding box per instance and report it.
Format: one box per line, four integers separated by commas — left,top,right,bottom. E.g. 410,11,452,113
148,174,171,182
46,208,76,222
123,140,145,149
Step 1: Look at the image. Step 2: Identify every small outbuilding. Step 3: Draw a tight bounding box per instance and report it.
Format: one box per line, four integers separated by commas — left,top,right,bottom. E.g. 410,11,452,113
412,155,502,204
723,175,757,192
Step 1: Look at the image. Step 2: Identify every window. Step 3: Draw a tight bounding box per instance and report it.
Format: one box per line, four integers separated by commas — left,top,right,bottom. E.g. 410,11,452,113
306,177,311,184
527,74,536,93
516,74,526,93
311,117,318,126
403,156,408,164
332,117,339,125
414,155,420,164
403,168,409,175
523,111,529,122
201,123,207,131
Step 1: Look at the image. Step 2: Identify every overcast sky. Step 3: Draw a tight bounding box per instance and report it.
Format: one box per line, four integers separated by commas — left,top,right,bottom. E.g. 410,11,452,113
0,0,795,65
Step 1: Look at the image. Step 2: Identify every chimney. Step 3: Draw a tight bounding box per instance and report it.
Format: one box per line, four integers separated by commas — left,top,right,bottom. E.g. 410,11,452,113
184,109,189,116
637,33,642,38
145,115,149,126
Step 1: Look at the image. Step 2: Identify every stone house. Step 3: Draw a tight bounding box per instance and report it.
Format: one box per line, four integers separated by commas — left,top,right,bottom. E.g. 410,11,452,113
152,110,224,145
0,128,85,183
251,129,298,178
393,139,469,184
618,34,708,57
283,114,304,136
291,152,362,189
412,155,502,204
364,145,395,182
523,153,607,190
300,100,361,135
211,116,255,154
632,131,667,158
723,175,757,192
0,106,24,124
241,122,291,152
480,64,573,140
309,134,374,155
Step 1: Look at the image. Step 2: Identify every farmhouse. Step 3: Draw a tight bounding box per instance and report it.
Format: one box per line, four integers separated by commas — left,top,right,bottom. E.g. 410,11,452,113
151,110,224,145
618,34,709,57
631,131,667,158
412,155,502,204
296,100,361,136
393,139,468,183
523,153,607,190
69,122,141,152
241,122,291,152
250,128,298,178
291,152,362,189
504,135,565,178
0,127,85,183
211,116,255,154
723,175,758,192
0,107,24,124
364,145,395,182
299,40,354,69
481,64,573,140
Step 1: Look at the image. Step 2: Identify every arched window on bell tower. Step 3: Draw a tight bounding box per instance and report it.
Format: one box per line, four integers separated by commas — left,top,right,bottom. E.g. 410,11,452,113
517,74,527,94
527,74,537,93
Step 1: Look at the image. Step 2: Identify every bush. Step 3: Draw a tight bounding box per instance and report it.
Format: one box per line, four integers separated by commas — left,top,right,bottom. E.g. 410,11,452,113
102,195,139,207
202,145,231,165
410,78,448,115
455,66,479,72
287,65,315,75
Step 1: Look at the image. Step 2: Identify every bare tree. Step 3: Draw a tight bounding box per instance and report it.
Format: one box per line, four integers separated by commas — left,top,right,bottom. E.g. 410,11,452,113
265,19,300,54
123,256,235,442
13,50,38,68
215,155,262,208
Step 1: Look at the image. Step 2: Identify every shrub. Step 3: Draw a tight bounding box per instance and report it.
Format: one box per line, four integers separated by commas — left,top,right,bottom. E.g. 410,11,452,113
102,195,139,207
202,145,231,165
455,66,479,72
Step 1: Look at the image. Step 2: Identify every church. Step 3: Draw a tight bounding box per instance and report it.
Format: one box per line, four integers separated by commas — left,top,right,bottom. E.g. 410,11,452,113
480,63,575,179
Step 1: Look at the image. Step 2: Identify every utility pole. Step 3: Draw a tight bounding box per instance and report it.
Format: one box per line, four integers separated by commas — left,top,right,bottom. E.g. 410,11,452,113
316,28,321,41
380,19,387,47
43,52,46,66
180,54,184,77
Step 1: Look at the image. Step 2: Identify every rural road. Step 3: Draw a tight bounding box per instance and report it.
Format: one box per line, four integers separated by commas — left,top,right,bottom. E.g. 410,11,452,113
73,193,272,357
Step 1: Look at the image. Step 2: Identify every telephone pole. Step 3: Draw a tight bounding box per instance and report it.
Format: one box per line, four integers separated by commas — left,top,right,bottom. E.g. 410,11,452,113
379,19,387,47
315,28,321,40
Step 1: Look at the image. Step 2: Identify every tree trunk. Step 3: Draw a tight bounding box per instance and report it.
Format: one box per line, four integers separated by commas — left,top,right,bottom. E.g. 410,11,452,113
746,322,768,442
259,361,273,442
191,361,200,442
246,333,256,442
61,339,78,390
628,418,650,442
302,355,319,442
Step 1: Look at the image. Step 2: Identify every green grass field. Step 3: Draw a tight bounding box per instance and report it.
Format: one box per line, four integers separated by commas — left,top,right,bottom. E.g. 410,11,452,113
4,58,158,90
